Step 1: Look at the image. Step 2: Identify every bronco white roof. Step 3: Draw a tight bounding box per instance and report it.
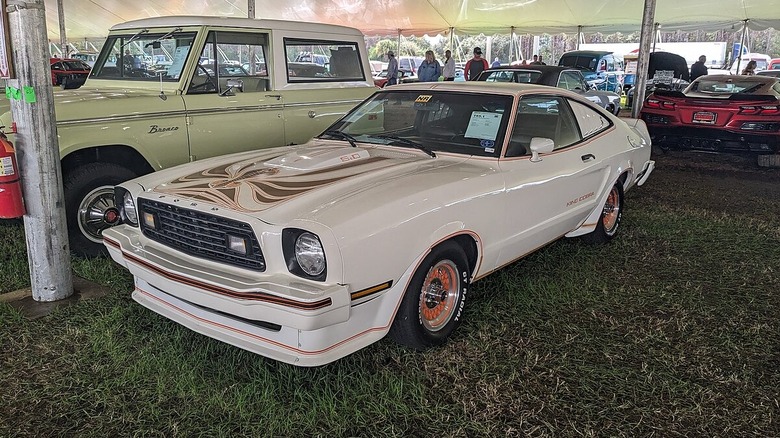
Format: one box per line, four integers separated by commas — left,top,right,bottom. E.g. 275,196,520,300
110,16,364,36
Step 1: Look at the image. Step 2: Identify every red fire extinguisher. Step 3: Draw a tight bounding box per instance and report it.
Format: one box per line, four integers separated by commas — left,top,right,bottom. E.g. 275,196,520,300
0,131,25,218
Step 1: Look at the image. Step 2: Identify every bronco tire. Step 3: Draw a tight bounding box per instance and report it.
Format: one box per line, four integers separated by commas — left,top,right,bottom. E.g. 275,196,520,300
64,163,138,256
582,182,624,244
389,241,470,350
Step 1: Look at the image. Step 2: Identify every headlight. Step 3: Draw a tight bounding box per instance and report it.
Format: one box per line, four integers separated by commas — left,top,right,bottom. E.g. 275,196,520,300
295,232,326,277
283,229,327,281
116,188,138,226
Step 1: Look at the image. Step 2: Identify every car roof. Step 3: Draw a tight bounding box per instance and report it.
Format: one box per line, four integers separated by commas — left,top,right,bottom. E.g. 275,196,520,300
110,15,363,36
560,50,614,57
484,65,570,73
384,81,591,100
696,74,777,83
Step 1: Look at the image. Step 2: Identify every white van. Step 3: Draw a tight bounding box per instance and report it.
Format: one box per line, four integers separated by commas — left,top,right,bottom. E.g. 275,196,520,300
730,53,772,74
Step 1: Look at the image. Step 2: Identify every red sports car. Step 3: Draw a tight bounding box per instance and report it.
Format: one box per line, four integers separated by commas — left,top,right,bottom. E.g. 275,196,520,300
50,58,91,88
640,74,780,153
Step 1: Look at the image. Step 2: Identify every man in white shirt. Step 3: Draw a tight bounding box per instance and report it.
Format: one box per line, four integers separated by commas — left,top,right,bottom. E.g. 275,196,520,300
442,49,456,81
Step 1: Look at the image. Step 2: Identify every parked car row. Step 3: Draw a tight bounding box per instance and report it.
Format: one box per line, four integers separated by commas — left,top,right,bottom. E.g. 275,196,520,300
49,58,92,88
8,17,659,368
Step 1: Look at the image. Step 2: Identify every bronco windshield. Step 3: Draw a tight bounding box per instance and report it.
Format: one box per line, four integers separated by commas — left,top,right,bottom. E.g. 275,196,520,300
322,90,514,157
90,30,197,82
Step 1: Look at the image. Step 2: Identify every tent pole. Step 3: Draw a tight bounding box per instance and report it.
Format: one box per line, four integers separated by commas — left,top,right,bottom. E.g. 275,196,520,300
653,23,659,51
735,19,749,73
397,30,402,56
449,27,454,51
631,0,657,119
57,0,67,57
510,26,515,63
577,25,582,50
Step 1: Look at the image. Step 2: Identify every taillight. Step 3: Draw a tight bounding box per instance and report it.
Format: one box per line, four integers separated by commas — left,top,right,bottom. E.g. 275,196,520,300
645,98,675,110
739,105,780,115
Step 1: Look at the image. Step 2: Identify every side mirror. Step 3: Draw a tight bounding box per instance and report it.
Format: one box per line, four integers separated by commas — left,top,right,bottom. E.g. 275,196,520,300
529,137,555,162
220,79,244,96
145,41,161,49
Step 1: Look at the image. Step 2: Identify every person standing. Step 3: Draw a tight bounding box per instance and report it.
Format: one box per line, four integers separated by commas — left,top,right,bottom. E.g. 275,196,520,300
386,50,399,85
690,55,708,81
530,54,541,65
464,47,489,81
442,49,456,81
741,60,757,75
491,57,501,68
417,50,442,82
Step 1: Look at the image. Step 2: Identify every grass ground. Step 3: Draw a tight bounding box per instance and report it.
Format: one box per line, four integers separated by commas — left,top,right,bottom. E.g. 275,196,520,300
1,150,779,437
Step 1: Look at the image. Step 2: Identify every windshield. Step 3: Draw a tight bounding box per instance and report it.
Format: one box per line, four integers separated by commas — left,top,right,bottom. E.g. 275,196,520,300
90,30,197,81
324,90,514,157
559,55,598,71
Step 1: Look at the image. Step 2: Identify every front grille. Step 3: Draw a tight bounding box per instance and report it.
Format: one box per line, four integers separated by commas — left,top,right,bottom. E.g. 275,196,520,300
138,199,265,271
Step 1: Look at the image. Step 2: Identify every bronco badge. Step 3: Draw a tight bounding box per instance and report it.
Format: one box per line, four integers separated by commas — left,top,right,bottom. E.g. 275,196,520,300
148,125,179,134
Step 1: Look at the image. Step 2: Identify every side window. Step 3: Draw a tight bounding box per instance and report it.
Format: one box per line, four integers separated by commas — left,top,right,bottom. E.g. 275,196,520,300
559,72,583,91
483,71,513,82
51,62,63,71
189,31,269,94
607,56,615,71
285,38,364,82
505,96,581,157
569,100,611,138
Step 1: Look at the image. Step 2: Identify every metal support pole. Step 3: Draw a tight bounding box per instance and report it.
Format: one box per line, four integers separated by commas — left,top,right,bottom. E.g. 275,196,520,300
509,26,515,62
397,30,401,56
7,0,73,301
631,0,657,119
448,26,454,51
735,19,748,74
653,22,659,51
56,0,66,57
577,25,582,50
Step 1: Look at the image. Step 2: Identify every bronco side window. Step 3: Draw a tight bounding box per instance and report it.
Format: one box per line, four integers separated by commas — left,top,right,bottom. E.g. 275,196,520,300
189,31,269,94
284,38,365,82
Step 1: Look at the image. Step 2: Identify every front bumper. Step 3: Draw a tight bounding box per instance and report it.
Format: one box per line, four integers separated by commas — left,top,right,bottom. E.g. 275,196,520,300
103,225,404,366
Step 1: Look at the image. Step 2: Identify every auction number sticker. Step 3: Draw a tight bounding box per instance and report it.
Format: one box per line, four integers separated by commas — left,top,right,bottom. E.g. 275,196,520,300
415,95,433,103
0,156,13,176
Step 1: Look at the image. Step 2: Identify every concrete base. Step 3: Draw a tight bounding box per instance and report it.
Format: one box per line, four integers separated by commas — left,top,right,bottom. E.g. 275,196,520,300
0,276,110,319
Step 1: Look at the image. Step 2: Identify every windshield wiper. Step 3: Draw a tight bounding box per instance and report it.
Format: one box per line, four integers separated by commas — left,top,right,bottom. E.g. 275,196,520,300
145,27,182,47
372,135,436,158
120,28,149,49
320,130,358,148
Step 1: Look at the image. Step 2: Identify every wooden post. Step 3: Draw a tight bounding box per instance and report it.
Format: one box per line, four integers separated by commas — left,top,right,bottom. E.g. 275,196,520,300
247,0,255,19
6,0,73,301
631,0,657,119
56,0,66,57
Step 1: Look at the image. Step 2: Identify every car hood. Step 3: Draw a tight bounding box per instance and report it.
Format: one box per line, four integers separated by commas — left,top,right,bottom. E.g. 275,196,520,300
137,140,477,225
0,82,177,124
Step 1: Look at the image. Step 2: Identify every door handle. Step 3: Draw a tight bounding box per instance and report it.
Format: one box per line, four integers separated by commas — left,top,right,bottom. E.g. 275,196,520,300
581,154,595,162
265,94,282,100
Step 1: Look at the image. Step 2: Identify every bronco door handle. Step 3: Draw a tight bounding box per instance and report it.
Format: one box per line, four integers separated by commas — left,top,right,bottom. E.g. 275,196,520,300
265,94,282,100
581,154,595,162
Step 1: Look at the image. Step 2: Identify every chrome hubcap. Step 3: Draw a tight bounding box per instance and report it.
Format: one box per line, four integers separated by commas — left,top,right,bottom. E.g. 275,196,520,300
77,185,119,243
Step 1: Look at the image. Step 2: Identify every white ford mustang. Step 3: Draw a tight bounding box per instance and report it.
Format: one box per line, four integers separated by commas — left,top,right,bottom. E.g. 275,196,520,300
103,82,655,366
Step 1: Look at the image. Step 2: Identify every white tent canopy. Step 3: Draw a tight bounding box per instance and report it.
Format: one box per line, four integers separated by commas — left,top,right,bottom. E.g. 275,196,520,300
46,0,780,40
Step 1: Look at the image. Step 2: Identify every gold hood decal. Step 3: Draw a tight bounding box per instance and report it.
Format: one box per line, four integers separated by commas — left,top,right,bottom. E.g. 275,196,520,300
154,147,398,213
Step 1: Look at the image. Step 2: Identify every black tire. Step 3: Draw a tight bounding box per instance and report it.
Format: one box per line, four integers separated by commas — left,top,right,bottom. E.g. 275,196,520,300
63,163,138,256
389,241,470,350
582,183,624,245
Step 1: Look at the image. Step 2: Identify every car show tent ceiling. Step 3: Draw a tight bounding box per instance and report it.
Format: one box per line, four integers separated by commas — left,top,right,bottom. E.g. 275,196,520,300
45,0,780,40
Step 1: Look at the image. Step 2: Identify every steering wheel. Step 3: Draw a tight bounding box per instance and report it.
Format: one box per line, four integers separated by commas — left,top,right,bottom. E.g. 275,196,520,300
190,64,218,92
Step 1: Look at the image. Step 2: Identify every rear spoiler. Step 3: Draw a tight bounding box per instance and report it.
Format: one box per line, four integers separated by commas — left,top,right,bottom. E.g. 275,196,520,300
652,89,686,98
728,94,777,102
